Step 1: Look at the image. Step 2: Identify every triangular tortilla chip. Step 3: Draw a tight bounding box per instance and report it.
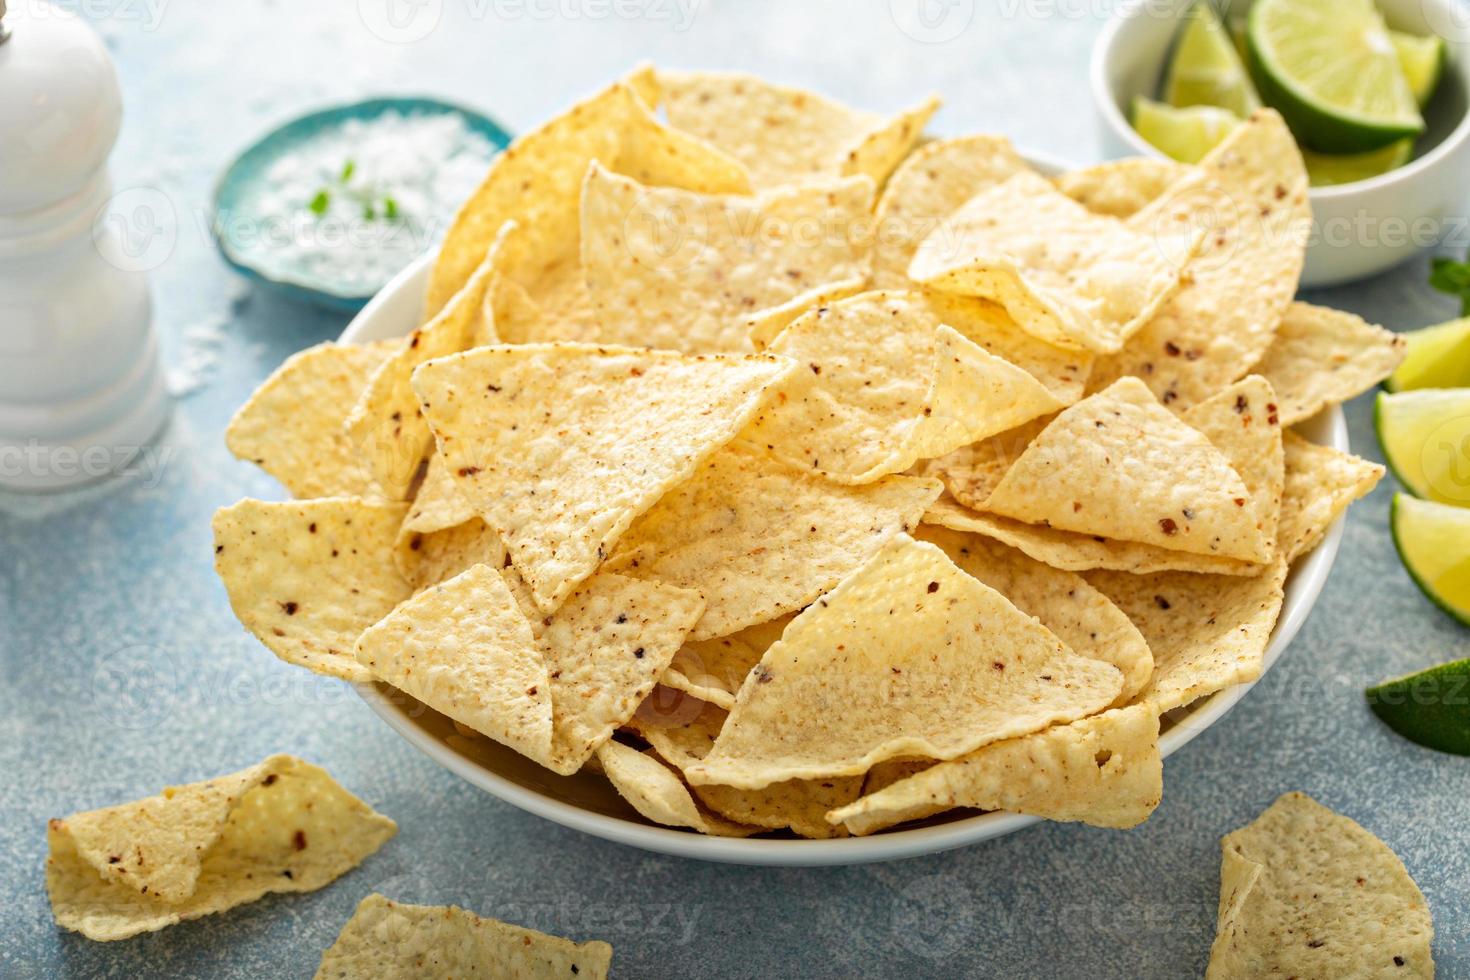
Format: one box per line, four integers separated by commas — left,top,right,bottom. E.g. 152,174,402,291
225,341,394,499
741,291,1063,482
595,740,756,836
656,69,937,190
47,755,396,942
314,893,613,979
580,163,874,353
1207,793,1434,979
916,525,1153,705
919,292,1092,404
1182,375,1286,553
871,134,1031,288
1085,559,1288,713
1255,302,1407,426
909,171,1200,354
609,443,939,640
1088,111,1311,409
829,704,1162,835
212,498,412,682
631,695,863,839
927,414,1055,511
984,378,1272,562
391,452,503,588
1054,157,1191,219
661,615,794,710
1278,431,1384,563
412,343,796,613
744,276,868,350
684,535,1123,789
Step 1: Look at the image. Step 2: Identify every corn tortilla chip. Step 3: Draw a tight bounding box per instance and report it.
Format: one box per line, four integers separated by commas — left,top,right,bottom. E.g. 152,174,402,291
1255,302,1407,426
1278,431,1384,563
212,498,412,682
685,535,1123,789
314,893,612,979
595,740,756,836
656,69,936,190
872,134,1031,288
916,524,1153,705
225,341,394,500
610,443,939,640
830,704,1162,835
918,292,1092,404
745,275,867,350
48,755,395,942
1085,559,1288,713
741,291,1063,482
661,615,794,710
984,378,1271,562
412,343,796,613
927,414,1055,512
910,170,1199,354
580,163,874,353
1182,375,1286,553
391,453,505,588
1089,111,1311,409
1207,793,1434,979
1054,158,1191,219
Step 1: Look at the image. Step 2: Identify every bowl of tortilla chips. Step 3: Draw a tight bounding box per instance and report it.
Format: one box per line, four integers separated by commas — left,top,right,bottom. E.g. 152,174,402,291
213,66,1404,865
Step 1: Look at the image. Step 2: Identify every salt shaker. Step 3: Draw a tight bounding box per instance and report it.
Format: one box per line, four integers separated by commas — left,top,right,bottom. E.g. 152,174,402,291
0,0,168,491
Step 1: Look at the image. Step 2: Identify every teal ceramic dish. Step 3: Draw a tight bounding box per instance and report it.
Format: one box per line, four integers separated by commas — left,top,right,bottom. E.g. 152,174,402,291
212,97,512,312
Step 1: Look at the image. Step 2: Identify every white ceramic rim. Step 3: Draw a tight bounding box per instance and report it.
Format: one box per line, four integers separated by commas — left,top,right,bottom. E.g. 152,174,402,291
1088,0,1470,200
342,160,1346,864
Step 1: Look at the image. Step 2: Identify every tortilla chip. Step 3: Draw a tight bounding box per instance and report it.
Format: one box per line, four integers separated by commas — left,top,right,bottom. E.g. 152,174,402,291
918,292,1092,404
391,453,505,588
426,74,749,318
580,163,874,353
661,615,794,710
916,525,1153,705
1278,431,1384,563
1255,302,1407,426
1054,158,1191,219
684,535,1123,789
225,341,394,499
830,704,1162,835
314,893,612,979
656,69,937,190
1088,111,1311,409
745,276,868,350
872,134,1031,288
927,414,1055,511
212,498,412,682
1182,375,1286,552
610,443,939,640
741,291,1063,482
1085,560,1288,713
595,740,756,836
1207,793,1434,979
984,378,1271,562
47,755,395,942
909,170,1199,354
631,695,863,838
412,343,796,613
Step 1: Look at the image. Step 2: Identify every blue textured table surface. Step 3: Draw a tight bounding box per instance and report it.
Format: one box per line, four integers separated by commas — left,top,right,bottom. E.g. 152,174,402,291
3,2,1468,977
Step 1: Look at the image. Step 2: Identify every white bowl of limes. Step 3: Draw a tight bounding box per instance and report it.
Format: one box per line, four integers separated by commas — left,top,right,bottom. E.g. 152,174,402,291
1092,0,1470,287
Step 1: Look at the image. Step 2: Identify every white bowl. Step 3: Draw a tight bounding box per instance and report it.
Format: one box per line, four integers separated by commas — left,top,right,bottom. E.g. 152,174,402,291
1092,0,1470,287
342,214,1346,867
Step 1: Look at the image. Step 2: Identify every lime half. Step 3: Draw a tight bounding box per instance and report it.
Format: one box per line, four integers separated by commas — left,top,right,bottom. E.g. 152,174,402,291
1391,29,1446,107
1389,495,1470,628
1132,98,1240,164
1303,139,1413,186
1375,390,1470,505
1367,656,1470,755
1165,3,1261,117
1385,317,1470,392
1248,0,1424,152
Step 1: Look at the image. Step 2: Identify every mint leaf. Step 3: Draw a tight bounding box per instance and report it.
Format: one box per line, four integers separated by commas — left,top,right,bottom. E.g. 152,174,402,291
340,159,356,182
1430,250,1470,315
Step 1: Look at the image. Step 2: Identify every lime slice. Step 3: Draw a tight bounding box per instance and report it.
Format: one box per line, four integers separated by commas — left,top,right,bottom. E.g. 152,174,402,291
1132,97,1241,164
1367,659,1470,756
1389,495,1470,630
1247,0,1425,152
1303,139,1413,186
1165,3,1261,117
1375,390,1470,505
1391,29,1446,107
1385,317,1470,392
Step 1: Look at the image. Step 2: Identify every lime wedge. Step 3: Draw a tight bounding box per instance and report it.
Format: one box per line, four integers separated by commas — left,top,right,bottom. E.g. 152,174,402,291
1385,317,1470,392
1389,495,1470,630
1132,98,1241,164
1367,658,1470,755
1375,390,1470,505
1165,3,1261,117
1303,139,1413,186
1391,29,1446,107
1247,0,1425,152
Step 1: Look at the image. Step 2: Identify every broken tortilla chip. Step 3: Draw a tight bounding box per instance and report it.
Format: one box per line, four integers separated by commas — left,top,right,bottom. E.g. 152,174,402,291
47,755,395,942
212,498,412,682
1207,792,1434,979
1255,302,1407,426
1054,157,1191,219
1278,431,1384,563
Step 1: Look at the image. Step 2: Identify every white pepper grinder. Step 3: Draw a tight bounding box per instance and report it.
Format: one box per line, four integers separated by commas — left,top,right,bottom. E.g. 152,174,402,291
0,0,168,491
